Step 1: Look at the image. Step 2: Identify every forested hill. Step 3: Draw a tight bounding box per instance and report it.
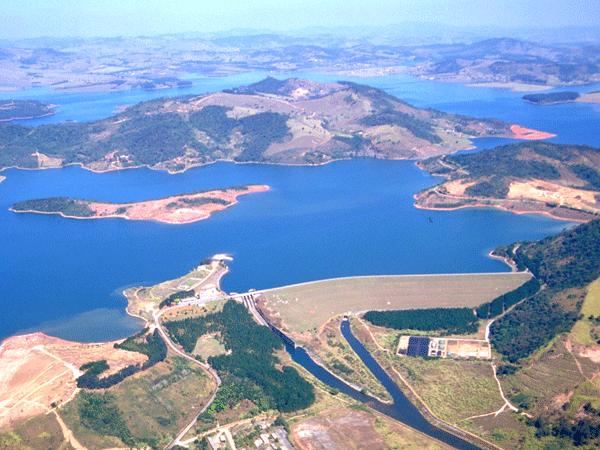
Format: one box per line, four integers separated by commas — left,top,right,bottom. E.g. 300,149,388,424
0,77,515,173
416,142,600,221
490,219,600,362
0,99,55,122
502,219,600,290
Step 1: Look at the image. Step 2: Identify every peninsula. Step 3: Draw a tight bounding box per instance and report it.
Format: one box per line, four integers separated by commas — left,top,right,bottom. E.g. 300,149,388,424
415,142,600,221
0,99,56,122
523,90,600,105
11,185,269,224
0,78,551,174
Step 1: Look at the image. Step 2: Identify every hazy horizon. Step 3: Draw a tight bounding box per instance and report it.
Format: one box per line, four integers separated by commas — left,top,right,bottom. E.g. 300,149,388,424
1,0,599,40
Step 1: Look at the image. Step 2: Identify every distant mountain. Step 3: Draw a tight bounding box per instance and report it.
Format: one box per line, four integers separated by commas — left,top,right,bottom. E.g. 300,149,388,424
410,38,600,86
0,78,522,173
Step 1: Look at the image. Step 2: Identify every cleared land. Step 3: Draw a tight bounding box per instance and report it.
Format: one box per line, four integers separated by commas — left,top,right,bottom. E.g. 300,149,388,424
193,334,227,360
571,278,600,346
509,124,555,140
11,185,269,225
579,91,600,104
259,273,531,333
416,142,600,222
0,332,146,429
292,406,447,450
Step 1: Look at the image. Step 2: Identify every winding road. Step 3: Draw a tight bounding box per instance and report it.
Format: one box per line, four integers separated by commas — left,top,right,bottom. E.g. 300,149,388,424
154,306,222,449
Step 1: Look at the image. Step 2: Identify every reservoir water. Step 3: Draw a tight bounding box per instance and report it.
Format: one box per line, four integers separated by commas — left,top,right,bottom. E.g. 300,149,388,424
1,72,598,341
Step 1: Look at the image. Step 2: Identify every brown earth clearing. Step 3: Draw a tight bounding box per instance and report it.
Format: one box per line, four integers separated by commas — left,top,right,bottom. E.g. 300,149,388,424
13,185,269,224
0,332,146,429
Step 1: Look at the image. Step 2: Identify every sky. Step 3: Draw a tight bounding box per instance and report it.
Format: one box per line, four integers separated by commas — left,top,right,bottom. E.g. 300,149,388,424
0,0,599,40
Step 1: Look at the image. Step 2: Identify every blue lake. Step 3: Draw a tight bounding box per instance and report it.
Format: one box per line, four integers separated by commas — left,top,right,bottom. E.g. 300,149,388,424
1,72,598,342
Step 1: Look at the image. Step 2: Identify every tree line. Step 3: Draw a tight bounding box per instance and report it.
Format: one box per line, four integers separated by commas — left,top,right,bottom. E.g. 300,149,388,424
475,278,540,319
363,307,479,335
165,300,315,414
77,329,167,389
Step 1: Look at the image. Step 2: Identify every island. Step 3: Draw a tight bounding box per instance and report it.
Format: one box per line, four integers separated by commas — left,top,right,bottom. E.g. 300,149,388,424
0,99,56,122
523,90,600,105
414,142,600,221
523,91,581,104
0,77,553,174
10,185,269,224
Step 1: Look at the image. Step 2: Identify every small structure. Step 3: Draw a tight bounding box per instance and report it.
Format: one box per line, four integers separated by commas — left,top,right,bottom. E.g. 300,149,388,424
397,335,491,360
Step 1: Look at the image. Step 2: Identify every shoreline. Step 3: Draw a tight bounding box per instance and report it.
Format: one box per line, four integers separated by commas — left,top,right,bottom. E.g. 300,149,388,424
412,197,587,223
0,111,56,122
1,269,529,348
10,206,217,225
0,122,553,178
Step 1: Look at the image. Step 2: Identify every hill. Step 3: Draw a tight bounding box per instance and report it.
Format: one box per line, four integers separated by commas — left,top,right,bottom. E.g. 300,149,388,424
0,99,55,122
415,142,600,221
0,78,543,173
410,38,600,88
487,220,600,448
491,219,600,362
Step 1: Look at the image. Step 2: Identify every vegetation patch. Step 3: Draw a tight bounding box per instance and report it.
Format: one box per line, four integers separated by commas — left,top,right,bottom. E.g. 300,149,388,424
523,91,580,104
363,307,479,335
571,278,600,345
476,278,540,319
0,99,55,121
490,289,580,362
0,413,67,450
77,392,135,446
77,329,167,388
165,300,315,414
159,289,194,308
12,197,94,217
491,219,600,362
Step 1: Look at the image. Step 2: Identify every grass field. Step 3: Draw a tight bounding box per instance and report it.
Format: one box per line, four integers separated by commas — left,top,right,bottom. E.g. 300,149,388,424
261,273,531,333
351,320,504,424
193,334,227,360
306,317,392,402
571,278,600,345
0,413,71,450
61,355,216,448
502,338,591,413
